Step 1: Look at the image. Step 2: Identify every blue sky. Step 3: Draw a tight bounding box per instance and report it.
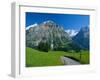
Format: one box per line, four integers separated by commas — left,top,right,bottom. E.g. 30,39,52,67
26,12,89,30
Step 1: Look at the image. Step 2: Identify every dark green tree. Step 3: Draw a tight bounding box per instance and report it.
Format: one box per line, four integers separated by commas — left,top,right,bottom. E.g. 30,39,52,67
38,41,50,52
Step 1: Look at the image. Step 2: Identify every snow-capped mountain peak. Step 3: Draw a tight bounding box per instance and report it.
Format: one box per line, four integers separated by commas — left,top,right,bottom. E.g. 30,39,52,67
26,23,38,30
43,20,55,24
65,29,78,37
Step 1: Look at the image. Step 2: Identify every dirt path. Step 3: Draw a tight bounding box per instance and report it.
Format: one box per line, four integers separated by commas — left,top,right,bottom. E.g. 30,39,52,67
60,56,81,65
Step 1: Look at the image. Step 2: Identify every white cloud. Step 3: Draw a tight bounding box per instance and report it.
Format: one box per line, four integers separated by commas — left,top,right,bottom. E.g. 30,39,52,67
65,29,78,37
26,23,38,30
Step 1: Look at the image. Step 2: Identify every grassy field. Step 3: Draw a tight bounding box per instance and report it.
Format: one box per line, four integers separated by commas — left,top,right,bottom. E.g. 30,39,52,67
26,47,89,67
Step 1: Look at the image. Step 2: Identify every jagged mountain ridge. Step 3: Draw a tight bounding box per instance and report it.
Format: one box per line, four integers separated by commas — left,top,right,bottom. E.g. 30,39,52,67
26,20,71,50
72,27,89,50
26,20,89,51
65,29,78,37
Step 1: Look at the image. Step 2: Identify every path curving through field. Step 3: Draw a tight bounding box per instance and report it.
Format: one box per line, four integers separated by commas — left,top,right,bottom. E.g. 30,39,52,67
60,56,81,65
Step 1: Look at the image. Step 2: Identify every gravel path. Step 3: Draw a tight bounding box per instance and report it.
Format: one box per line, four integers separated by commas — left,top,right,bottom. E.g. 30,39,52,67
60,56,81,65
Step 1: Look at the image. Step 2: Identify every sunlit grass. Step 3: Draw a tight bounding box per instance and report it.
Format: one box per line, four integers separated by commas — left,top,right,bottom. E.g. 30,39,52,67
26,47,89,67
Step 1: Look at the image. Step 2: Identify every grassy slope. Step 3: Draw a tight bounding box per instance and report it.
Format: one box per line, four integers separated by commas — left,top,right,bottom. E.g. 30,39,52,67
26,47,89,67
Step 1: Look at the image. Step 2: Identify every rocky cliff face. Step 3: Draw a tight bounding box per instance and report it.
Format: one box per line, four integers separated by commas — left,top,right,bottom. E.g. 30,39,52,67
26,20,71,50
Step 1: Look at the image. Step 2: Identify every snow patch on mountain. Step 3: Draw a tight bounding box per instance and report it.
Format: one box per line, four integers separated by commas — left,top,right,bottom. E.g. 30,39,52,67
65,29,78,37
26,23,38,30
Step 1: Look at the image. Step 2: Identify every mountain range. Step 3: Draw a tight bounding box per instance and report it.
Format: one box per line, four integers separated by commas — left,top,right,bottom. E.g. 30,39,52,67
26,20,89,51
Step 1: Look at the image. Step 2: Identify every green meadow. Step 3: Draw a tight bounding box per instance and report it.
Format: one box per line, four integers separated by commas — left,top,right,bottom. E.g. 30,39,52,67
26,47,89,67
